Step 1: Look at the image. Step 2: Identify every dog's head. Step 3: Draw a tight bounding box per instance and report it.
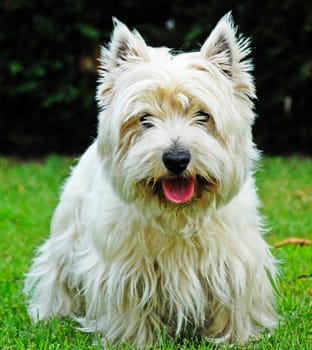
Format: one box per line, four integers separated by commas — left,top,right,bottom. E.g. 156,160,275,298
96,13,258,211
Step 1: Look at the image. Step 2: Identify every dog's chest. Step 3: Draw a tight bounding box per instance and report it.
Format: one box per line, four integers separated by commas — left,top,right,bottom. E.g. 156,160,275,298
112,231,210,327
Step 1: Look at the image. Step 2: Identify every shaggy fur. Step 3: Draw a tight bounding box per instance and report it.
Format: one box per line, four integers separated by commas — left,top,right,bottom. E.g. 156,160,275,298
24,13,278,347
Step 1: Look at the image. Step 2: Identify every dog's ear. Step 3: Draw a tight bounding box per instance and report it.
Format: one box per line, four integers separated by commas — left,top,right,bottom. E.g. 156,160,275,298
103,18,149,69
200,13,255,98
97,19,150,105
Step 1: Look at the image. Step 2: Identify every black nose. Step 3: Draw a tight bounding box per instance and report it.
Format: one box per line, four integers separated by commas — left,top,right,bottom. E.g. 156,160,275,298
162,150,191,174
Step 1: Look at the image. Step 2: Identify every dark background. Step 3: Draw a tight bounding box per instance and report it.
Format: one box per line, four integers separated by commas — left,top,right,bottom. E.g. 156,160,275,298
1,0,311,157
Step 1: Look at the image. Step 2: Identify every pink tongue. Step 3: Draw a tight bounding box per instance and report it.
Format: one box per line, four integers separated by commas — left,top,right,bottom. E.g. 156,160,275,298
162,178,195,204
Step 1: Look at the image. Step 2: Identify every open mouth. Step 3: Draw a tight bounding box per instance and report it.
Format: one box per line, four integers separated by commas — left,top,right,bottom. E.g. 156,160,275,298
142,175,217,205
161,178,195,204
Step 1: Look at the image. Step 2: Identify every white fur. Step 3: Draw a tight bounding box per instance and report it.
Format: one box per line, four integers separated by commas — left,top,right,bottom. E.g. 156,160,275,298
24,13,278,347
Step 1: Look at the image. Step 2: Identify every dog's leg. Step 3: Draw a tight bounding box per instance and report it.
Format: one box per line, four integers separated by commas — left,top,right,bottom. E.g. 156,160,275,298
24,198,81,321
202,244,277,343
94,311,164,348
24,143,98,321
78,268,166,348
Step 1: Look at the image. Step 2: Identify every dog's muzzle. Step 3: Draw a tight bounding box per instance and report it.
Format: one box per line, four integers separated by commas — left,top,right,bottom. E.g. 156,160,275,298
160,149,194,204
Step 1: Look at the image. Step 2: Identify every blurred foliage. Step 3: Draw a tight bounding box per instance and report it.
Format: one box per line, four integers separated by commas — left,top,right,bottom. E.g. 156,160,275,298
0,0,311,155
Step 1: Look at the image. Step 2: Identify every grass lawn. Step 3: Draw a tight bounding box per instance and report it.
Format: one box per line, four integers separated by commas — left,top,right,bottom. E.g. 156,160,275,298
0,155,311,349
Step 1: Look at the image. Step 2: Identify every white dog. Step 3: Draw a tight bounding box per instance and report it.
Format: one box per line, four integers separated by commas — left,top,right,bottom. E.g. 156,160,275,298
25,13,278,347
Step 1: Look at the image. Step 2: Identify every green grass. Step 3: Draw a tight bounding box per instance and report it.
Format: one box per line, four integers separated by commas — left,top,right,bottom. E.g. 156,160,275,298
0,155,311,349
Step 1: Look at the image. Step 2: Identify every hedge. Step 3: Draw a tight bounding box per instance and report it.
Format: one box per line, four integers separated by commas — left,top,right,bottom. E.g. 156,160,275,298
1,0,311,156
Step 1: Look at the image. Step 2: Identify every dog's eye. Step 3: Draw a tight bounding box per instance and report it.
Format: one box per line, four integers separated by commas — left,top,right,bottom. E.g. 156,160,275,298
140,114,154,128
194,111,210,124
